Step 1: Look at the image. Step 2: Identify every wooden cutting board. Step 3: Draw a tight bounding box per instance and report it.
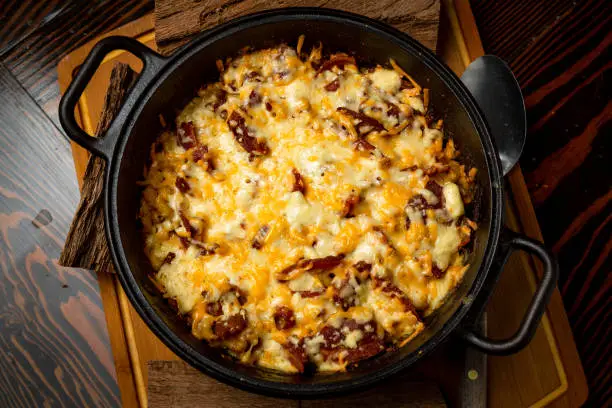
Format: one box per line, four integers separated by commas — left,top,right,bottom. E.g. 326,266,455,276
56,1,588,407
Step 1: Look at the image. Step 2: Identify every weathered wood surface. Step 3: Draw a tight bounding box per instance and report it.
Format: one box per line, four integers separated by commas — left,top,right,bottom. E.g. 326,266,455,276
148,360,446,408
59,63,137,274
154,0,440,55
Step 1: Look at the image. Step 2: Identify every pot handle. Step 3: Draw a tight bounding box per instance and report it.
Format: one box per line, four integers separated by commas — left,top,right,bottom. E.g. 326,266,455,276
459,228,558,354
59,36,166,159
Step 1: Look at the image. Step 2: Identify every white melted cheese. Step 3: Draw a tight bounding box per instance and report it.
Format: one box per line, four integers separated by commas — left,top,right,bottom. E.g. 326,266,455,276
139,44,476,374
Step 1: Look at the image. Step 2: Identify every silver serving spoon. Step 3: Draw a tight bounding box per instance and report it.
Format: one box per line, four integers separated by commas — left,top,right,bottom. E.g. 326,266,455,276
461,55,526,175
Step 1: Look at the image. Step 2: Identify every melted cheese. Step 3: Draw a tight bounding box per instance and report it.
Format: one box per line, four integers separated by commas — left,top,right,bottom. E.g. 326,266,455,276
139,44,476,374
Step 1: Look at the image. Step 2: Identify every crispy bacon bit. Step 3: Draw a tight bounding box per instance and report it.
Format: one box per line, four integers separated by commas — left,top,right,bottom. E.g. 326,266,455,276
386,103,400,118
213,312,247,339
341,192,360,218
251,225,270,250
192,144,215,171
274,306,296,330
423,164,450,176
245,71,261,81
248,89,262,106
212,89,227,112
227,111,269,156
353,261,372,273
295,290,324,298
316,53,356,75
163,252,176,265
317,319,384,364
284,339,308,373
407,194,431,213
352,138,375,152
229,284,248,305
179,213,196,238
343,333,384,363
373,278,421,319
431,264,445,279
178,236,190,249
405,216,411,230
426,180,444,209
291,168,306,194
206,301,223,316
333,279,357,311
337,107,385,136
177,121,197,149
301,254,345,271
265,101,273,112
175,176,190,193
198,243,219,256
276,255,345,282
324,78,340,92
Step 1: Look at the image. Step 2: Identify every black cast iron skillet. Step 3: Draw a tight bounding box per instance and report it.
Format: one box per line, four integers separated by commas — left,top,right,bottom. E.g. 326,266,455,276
59,8,558,399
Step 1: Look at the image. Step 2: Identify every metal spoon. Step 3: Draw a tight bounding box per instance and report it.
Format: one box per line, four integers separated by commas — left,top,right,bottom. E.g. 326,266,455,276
461,55,526,175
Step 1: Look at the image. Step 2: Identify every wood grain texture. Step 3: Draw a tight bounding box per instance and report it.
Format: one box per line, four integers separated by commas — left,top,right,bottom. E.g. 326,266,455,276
1,0,153,128
59,63,137,274
0,64,120,407
147,361,446,408
154,0,440,55
471,0,610,405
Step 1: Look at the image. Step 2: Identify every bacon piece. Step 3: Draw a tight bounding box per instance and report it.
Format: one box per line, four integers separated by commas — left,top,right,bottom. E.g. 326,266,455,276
343,332,384,363
425,180,444,209
177,121,197,149
353,261,372,273
332,279,357,311
316,53,356,75
251,225,270,250
175,176,190,193
163,252,176,265
386,103,400,118
301,255,345,271
229,284,248,305
431,264,445,279
197,243,219,256
265,101,273,112
337,107,385,136
352,138,376,152
424,164,450,176
192,144,215,171
291,168,306,194
227,111,269,156
276,255,344,281
341,192,360,218
324,78,340,92
212,89,227,112
317,319,384,364
274,306,296,330
213,312,247,339
373,278,421,319
179,212,196,238
284,339,308,373
295,290,324,298
248,89,262,106
206,301,223,317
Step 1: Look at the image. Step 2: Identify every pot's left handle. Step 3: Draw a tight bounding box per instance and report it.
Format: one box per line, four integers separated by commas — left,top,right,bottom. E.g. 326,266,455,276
59,36,166,159
459,228,559,354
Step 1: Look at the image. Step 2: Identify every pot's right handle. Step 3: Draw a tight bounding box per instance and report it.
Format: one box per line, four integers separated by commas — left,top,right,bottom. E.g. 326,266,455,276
59,36,166,159
459,228,558,355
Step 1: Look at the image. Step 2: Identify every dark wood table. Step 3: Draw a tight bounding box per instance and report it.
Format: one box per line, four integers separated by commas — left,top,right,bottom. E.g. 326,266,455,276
0,0,608,406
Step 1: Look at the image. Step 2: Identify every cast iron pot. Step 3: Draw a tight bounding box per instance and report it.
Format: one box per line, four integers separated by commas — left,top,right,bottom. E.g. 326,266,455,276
59,8,558,399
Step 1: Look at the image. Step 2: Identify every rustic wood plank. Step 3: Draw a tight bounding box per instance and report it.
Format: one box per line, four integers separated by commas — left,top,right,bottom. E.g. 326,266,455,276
471,0,610,405
1,0,153,129
0,63,120,407
58,63,137,274
0,0,66,52
148,361,446,408
154,0,440,55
